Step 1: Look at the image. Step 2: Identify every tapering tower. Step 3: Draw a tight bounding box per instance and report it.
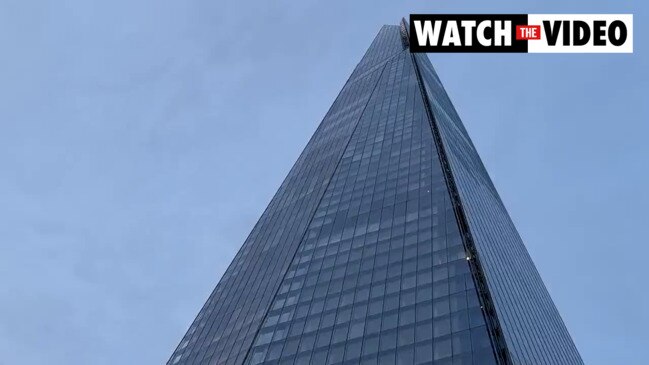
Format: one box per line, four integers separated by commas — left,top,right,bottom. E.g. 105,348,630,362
168,20,582,365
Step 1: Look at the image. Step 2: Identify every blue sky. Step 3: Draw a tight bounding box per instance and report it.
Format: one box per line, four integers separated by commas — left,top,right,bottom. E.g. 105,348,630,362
0,1,646,364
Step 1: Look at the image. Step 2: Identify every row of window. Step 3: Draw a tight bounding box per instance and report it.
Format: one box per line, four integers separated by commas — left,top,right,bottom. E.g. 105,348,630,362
251,325,494,365
245,54,495,365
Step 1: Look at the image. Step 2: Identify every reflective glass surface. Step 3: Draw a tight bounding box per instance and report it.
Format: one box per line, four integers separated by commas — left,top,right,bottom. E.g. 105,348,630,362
245,47,495,365
414,52,583,364
169,23,582,365
167,26,405,365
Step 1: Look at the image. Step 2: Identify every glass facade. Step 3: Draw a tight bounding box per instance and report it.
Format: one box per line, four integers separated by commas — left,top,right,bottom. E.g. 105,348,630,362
168,22,582,365
413,52,583,365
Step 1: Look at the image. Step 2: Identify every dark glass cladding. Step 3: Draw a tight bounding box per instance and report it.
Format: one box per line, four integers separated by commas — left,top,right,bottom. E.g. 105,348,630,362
167,26,404,365
413,52,583,365
245,45,495,365
168,23,582,365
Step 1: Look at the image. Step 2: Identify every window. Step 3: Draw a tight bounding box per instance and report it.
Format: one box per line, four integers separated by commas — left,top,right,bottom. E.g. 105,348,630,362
433,338,452,360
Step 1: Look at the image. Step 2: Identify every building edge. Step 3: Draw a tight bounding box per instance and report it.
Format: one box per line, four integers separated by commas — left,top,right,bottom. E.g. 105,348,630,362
399,18,513,365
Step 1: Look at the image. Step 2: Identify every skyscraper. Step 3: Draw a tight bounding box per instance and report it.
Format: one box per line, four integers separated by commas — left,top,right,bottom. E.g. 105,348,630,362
168,20,582,365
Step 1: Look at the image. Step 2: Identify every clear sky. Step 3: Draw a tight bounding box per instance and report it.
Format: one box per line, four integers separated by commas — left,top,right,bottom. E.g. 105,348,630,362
0,1,646,364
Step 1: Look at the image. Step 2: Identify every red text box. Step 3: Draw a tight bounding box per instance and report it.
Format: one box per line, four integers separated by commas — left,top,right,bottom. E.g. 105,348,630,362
516,25,541,40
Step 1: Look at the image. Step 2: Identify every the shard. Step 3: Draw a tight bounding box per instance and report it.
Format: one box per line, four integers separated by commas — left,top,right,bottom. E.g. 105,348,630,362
168,20,583,365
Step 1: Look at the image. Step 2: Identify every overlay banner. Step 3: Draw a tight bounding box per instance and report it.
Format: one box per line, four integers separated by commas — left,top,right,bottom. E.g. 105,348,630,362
409,14,633,53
